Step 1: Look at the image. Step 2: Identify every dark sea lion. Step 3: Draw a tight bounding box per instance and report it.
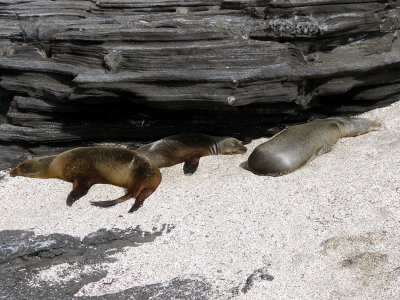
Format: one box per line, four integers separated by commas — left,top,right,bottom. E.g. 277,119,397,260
10,146,162,212
136,133,247,175
247,117,381,176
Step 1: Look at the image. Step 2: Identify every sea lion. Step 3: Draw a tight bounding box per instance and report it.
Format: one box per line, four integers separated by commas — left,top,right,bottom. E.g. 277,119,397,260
136,133,247,175
10,146,162,213
247,117,381,176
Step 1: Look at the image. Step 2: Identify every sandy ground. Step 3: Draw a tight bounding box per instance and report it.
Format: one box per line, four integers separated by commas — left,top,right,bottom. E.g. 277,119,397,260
1,101,400,299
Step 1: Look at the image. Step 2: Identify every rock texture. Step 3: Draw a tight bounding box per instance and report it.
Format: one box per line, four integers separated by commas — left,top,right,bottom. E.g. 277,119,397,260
1,0,400,168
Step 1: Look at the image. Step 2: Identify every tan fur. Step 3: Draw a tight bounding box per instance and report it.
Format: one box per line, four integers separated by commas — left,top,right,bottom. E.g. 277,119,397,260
10,147,162,212
248,117,381,176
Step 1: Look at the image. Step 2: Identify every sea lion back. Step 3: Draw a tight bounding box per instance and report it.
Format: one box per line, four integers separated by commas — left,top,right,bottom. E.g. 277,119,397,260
248,119,343,176
51,147,135,185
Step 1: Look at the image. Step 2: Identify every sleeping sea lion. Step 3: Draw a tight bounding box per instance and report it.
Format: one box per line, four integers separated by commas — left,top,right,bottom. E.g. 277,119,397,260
10,146,162,213
247,117,381,176
136,133,247,175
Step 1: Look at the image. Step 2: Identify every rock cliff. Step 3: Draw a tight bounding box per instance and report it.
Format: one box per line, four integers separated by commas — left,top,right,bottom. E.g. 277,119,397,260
1,0,399,168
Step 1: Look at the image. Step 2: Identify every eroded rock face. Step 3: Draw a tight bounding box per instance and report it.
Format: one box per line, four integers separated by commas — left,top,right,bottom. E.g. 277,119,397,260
0,0,400,168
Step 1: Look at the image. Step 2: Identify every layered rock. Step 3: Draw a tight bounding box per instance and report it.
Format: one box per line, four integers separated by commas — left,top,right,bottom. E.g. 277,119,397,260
0,0,399,168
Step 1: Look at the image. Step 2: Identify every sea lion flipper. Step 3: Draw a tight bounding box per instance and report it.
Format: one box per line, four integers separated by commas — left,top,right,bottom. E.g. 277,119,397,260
66,193,80,207
66,179,92,206
183,154,200,175
91,193,134,208
90,199,121,207
128,188,156,213
128,204,142,213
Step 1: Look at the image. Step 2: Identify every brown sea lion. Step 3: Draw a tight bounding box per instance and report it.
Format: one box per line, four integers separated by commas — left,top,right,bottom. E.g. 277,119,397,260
247,117,381,176
10,147,162,213
136,133,247,175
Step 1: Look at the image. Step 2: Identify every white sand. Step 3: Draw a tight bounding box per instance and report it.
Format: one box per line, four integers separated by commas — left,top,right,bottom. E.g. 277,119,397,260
1,101,400,299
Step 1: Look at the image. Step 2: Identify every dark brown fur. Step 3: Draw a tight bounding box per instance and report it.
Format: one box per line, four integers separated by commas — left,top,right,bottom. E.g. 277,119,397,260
10,147,162,212
136,133,247,175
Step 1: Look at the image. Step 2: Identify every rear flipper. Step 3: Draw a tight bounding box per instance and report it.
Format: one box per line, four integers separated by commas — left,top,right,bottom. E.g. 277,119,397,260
183,155,200,176
66,179,92,207
128,188,156,213
91,193,134,208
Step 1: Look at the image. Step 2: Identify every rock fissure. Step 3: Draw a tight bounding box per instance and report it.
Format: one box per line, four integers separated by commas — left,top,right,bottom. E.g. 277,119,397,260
1,0,400,168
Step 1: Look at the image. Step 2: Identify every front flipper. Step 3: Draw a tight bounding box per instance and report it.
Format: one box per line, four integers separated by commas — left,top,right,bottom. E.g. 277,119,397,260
66,179,92,207
128,188,156,213
183,154,201,176
91,193,134,208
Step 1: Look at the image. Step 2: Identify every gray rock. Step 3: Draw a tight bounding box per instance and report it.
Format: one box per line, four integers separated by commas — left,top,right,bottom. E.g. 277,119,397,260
0,0,400,168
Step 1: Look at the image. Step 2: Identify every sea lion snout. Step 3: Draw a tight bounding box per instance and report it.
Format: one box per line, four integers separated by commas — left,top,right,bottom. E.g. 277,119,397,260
9,162,28,177
10,167,18,177
370,120,381,130
230,142,247,154
342,117,382,137
219,138,247,154
9,161,39,178
357,118,381,130
238,143,248,154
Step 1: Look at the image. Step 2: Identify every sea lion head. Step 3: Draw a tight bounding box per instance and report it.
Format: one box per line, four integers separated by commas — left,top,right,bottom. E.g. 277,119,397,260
10,159,40,177
216,137,247,155
337,117,382,137
369,119,381,131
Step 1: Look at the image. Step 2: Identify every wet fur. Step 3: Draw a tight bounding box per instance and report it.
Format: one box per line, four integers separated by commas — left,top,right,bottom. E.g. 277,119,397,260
248,117,381,176
10,147,162,212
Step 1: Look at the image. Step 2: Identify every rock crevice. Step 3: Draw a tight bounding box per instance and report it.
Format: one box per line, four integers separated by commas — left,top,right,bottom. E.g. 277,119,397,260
1,0,399,168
